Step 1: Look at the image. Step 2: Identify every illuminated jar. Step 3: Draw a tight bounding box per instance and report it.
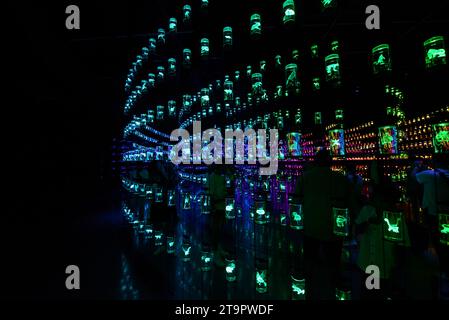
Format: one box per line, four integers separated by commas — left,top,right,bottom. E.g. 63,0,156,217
156,105,164,120
168,17,177,33
325,54,341,83
154,230,163,246
283,0,296,25
314,112,322,125
250,13,262,38
424,36,447,68
225,198,235,219
225,259,237,282
292,49,300,61
182,4,192,23
157,66,165,82
167,58,176,77
201,250,213,271
181,48,192,67
383,211,404,242
167,189,176,207
200,38,209,58
145,185,153,200
181,241,192,262
291,276,305,300
236,204,243,218
335,109,344,121
182,192,191,210
280,210,288,226
255,268,268,293
147,73,156,89
333,207,350,237
166,236,175,254
439,213,449,246
154,187,163,203
310,44,318,59
285,63,299,94
216,103,222,113
289,202,303,230
255,200,267,225
371,44,392,74
275,55,282,68
148,38,156,54
260,60,267,73
182,94,192,113
201,0,208,9
331,40,339,52
157,28,165,45
336,289,352,300
223,26,233,49
224,80,233,101
168,100,176,118
144,223,154,239
201,88,210,107
201,194,211,215
251,73,263,96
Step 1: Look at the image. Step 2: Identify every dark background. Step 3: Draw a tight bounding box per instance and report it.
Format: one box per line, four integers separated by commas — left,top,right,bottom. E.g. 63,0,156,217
3,0,448,299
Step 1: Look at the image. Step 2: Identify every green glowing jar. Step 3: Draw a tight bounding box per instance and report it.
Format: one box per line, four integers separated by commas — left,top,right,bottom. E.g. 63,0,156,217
223,26,233,49
201,251,213,271
250,13,262,38
168,17,177,33
224,80,233,102
325,54,341,83
182,192,191,210
166,236,175,254
157,28,165,45
225,198,235,219
154,230,163,246
255,268,268,293
181,241,192,262
336,288,352,300
333,207,350,237
254,200,267,225
200,38,209,58
183,5,191,24
291,276,305,300
424,36,446,69
438,213,449,246
372,44,392,74
167,58,176,77
382,210,404,242
225,259,237,282
168,100,176,118
289,202,303,230
283,0,296,25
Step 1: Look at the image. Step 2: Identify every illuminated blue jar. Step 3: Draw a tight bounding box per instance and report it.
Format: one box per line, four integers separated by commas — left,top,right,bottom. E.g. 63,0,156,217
225,198,236,219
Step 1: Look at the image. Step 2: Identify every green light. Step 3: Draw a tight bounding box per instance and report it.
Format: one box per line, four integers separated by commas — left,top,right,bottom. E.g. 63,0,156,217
292,212,301,222
292,284,305,295
336,215,347,228
225,259,236,282
333,208,349,236
336,289,351,300
325,54,341,83
283,0,296,25
384,218,400,233
322,0,335,9
441,224,449,234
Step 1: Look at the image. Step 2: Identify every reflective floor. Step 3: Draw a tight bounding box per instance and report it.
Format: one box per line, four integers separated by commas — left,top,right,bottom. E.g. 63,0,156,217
7,185,447,300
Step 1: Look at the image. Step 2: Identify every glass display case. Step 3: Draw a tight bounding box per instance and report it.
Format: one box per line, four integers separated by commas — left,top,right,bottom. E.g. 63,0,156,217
378,126,398,155
432,122,449,153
